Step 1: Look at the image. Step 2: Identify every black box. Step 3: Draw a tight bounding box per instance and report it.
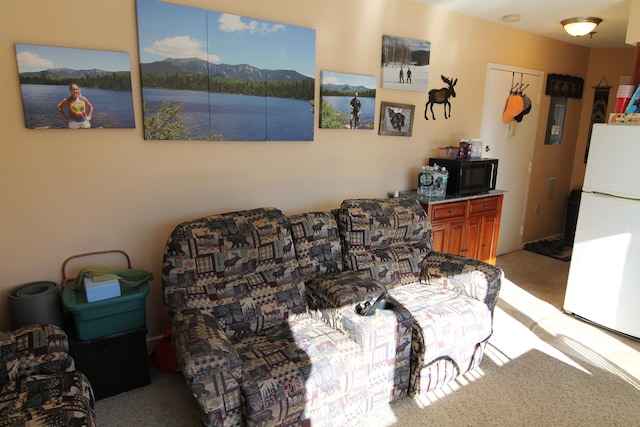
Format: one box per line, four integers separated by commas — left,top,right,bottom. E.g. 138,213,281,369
69,326,151,400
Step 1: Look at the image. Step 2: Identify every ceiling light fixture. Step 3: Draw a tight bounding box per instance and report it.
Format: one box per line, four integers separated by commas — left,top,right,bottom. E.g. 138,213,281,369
561,17,602,37
501,14,521,23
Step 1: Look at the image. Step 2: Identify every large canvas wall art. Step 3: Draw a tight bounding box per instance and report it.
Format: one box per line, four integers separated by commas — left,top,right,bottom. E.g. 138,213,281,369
136,0,316,141
319,71,376,130
381,35,431,92
15,44,134,129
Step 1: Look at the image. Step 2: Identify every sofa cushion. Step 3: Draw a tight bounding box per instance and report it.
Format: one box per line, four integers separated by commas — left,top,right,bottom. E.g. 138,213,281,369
338,198,433,287
172,308,367,426
288,212,343,283
163,208,307,336
236,315,367,426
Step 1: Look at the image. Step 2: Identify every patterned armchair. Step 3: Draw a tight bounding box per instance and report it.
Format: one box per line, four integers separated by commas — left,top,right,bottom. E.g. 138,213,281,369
0,324,95,427
162,208,368,427
321,198,502,394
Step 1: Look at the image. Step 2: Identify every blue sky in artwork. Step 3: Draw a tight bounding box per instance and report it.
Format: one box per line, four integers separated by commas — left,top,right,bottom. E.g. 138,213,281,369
15,44,131,73
136,0,315,77
321,71,376,90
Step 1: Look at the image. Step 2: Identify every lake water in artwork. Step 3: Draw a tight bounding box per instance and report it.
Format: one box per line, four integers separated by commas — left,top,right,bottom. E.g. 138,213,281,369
20,84,135,129
322,96,376,128
142,88,315,141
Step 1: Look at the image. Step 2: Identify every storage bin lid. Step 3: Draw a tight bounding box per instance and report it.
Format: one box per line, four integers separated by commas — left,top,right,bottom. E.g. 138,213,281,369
63,282,149,312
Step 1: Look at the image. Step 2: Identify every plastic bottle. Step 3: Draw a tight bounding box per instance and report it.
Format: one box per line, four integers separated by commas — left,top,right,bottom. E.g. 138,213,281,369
425,166,434,197
417,166,428,197
439,167,448,197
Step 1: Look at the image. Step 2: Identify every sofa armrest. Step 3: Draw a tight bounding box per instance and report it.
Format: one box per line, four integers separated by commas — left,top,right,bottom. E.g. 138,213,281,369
420,251,503,313
0,324,74,386
172,308,244,426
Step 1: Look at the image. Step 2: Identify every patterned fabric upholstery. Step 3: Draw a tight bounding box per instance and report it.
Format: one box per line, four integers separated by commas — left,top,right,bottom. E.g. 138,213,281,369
333,198,502,396
163,207,306,336
386,284,493,393
337,197,433,287
0,324,96,427
421,251,503,314
163,208,368,426
289,212,412,408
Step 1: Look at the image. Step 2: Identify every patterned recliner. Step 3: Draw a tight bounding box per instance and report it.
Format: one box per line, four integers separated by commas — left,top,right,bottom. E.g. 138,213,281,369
328,198,502,394
288,212,413,410
0,324,96,427
162,208,368,427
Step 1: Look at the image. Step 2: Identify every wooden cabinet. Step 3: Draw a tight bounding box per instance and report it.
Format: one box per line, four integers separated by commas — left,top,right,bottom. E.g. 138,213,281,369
422,193,503,265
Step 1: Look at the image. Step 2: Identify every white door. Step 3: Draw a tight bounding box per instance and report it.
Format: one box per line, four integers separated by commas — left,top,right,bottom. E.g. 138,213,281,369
480,64,543,255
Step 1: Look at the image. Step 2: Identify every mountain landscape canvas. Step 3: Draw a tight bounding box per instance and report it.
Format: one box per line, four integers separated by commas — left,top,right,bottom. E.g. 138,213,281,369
136,0,316,141
15,44,134,129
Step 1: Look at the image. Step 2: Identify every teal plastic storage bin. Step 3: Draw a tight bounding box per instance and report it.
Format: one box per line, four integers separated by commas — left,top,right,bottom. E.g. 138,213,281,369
63,282,149,340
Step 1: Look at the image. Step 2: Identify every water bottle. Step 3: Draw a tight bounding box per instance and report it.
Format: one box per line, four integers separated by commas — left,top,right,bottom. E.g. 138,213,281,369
417,166,433,197
439,167,449,197
417,166,427,196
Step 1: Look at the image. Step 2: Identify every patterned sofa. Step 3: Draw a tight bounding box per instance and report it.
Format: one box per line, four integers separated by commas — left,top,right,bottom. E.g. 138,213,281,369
162,198,502,426
0,324,96,427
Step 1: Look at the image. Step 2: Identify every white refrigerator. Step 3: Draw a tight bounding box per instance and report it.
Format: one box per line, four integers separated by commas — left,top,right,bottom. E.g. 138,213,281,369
563,123,640,339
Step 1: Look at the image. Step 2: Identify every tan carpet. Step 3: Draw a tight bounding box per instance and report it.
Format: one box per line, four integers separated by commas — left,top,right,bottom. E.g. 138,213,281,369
95,250,640,426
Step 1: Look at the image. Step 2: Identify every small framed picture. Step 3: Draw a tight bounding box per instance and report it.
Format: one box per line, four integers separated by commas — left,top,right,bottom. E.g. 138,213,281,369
379,102,415,137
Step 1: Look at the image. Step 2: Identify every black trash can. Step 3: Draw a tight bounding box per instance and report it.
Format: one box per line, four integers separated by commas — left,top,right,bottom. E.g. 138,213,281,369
564,189,582,243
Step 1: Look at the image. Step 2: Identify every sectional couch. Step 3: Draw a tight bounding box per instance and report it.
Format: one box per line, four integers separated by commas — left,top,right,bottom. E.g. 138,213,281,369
162,197,502,426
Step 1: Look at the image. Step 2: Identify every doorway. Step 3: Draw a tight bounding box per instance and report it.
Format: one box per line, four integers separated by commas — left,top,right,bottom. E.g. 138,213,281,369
480,64,543,255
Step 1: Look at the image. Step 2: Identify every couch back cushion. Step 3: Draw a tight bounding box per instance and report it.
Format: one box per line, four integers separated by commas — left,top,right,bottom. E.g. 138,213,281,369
162,207,306,336
338,198,433,286
288,212,343,282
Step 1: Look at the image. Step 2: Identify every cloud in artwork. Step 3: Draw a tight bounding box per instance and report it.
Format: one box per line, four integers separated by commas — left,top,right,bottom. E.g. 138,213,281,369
144,36,213,61
218,13,285,35
17,51,55,72
323,76,341,85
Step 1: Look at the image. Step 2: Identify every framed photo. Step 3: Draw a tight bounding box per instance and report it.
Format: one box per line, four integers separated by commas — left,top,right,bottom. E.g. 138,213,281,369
15,44,135,129
379,102,415,137
545,73,584,99
319,71,376,130
381,35,431,92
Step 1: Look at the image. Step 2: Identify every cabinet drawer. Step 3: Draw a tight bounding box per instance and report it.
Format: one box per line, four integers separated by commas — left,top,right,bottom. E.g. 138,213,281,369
429,201,467,221
469,197,499,216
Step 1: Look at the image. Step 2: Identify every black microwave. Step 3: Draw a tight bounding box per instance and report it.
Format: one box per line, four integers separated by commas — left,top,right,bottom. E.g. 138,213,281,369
428,158,498,196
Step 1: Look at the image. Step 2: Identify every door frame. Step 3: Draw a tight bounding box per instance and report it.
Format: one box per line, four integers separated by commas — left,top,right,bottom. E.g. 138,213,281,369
481,63,544,254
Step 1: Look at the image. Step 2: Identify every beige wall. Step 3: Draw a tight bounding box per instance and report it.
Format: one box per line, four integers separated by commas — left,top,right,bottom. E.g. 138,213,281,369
522,48,634,243
0,0,633,337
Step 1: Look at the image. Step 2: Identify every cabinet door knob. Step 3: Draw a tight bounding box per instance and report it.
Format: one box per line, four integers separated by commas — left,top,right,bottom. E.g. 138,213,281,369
448,209,454,215
483,204,488,209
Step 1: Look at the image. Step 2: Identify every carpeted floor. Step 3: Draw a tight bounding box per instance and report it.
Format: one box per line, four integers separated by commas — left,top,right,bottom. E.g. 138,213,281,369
523,238,573,262
95,250,640,426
